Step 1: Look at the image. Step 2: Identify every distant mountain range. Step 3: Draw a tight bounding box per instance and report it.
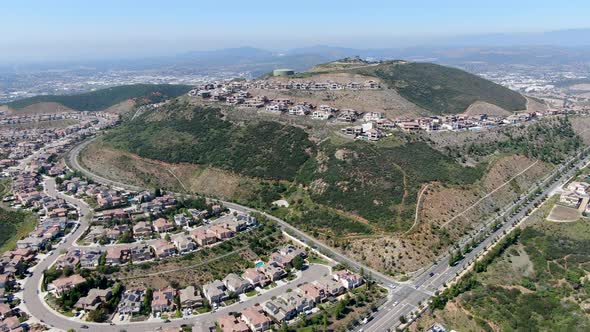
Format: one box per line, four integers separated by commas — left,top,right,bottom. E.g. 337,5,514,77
2,28,589,76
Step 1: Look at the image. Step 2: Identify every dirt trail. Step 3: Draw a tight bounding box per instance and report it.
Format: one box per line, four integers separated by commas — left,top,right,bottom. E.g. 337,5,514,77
404,184,430,235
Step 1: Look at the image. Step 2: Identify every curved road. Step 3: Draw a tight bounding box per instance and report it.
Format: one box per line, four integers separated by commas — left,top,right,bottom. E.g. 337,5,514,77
49,136,590,332
23,177,331,332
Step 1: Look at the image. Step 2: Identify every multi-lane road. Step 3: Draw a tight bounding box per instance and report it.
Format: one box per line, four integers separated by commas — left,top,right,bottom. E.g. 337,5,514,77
23,136,588,332
361,150,590,332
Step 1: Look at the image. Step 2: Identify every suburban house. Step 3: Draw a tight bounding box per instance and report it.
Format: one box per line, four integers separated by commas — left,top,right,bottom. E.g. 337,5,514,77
191,228,217,246
278,245,306,259
80,250,102,268
314,277,346,297
241,305,271,332
153,218,174,233
74,288,112,310
106,246,129,265
172,234,196,253
217,315,250,332
333,270,364,289
242,268,269,287
151,239,177,258
296,283,326,303
261,263,286,281
118,288,144,315
173,214,191,227
222,273,252,295
262,297,296,322
202,280,226,304
133,221,152,239
151,288,176,313
130,244,153,262
179,286,203,309
269,252,295,268
50,274,86,296
208,225,234,240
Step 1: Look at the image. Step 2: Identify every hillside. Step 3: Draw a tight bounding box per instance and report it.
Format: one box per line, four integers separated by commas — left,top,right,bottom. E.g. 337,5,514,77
412,200,590,332
308,60,527,115
6,84,192,112
90,100,586,275
105,101,314,181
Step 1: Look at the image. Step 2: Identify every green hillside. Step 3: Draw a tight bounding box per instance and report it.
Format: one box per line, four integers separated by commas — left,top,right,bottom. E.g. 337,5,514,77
7,84,192,112
103,102,488,232
105,102,313,181
346,61,527,114
298,140,486,231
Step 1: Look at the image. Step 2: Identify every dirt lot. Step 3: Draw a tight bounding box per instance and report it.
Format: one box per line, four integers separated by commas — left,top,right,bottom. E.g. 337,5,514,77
465,101,511,117
248,82,427,119
547,204,581,222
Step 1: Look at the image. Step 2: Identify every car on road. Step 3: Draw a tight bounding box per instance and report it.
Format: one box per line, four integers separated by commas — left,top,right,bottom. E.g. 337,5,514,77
429,272,435,277
393,300,399,306
164,319,171,323
81,325,89,329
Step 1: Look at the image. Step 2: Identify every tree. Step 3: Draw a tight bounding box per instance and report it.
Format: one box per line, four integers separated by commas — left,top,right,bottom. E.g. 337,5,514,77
140,288,153,316
88,307,108,322
292,255,305,270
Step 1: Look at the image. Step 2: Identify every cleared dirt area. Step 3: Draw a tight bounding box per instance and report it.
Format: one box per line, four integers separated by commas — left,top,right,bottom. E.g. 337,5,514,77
248,85,427,119
525,96,549,113
80,139,247,199
464,101,511,117
547,204,581,222
102,99,135,115
267,72,380,85
343,154,552,275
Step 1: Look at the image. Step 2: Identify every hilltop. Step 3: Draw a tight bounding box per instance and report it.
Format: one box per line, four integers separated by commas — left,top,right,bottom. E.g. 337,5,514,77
292,60,527,115
5,84,192,113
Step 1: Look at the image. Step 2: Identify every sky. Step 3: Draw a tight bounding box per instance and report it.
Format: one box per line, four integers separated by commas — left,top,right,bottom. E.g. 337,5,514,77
2,0,590,63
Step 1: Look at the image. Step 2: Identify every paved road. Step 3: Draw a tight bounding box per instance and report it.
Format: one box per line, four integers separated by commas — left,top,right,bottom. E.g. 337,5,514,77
64,136,590,331
22,177,332,331
361,151,590,332
67,137,398,286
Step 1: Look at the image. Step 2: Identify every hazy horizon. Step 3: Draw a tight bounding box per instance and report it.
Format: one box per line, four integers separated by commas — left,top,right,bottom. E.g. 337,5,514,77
2,0,590,64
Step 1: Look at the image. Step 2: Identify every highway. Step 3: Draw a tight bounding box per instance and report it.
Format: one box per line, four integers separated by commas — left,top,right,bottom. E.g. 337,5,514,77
40,136,588,331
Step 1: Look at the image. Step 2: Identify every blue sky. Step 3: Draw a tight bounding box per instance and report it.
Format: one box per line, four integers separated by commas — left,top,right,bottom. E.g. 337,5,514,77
1,0,590,62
